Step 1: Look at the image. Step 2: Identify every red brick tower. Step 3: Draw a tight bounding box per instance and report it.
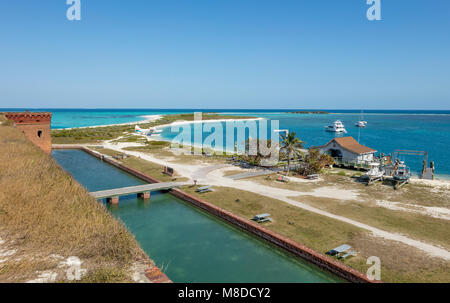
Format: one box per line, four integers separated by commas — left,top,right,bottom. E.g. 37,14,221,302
5,112,53,154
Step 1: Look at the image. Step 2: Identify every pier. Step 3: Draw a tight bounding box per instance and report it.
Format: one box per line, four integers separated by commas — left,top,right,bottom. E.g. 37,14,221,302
90,182,187,204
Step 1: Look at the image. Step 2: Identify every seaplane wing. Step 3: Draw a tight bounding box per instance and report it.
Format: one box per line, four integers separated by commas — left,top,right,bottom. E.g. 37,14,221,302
135,125,150,135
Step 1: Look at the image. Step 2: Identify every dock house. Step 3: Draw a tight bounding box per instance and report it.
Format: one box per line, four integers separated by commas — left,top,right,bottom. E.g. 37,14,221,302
312,137,377,169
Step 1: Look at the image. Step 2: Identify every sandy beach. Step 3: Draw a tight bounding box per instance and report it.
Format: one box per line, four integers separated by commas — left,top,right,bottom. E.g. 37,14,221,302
151,117,264,131
59,115,163,130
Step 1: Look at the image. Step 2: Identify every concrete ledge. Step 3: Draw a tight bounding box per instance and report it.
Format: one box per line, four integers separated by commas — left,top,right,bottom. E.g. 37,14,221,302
53,144,379,283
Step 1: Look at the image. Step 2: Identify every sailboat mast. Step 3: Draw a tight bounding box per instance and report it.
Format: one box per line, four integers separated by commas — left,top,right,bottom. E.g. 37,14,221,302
358,126,361,143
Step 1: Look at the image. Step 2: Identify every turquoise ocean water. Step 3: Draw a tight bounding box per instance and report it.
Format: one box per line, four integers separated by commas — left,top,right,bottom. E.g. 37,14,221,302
2,108,449,178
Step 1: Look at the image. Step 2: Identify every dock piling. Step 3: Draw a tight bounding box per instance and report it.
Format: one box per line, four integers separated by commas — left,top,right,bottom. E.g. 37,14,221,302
138,192,151,199
107,196,119,205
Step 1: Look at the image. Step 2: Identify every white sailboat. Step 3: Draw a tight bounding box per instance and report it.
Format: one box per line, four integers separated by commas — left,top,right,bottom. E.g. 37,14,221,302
325,120,347,133
355,111,367,127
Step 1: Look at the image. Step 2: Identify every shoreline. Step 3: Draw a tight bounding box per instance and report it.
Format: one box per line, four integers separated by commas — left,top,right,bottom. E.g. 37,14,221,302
55,115,263,131
148,117,266,154
57,115,163,130
153,117,264,129
52,114,450,180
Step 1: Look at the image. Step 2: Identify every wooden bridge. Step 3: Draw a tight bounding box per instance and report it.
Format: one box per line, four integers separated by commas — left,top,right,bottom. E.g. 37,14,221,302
90,182,187,204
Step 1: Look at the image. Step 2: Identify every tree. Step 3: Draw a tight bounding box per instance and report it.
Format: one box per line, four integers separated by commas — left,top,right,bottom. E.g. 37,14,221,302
298,148,334,176
242,138,278,167
280,132,304,175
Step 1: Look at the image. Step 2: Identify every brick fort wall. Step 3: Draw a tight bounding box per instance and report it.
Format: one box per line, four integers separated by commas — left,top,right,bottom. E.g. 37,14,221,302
5,112,52,154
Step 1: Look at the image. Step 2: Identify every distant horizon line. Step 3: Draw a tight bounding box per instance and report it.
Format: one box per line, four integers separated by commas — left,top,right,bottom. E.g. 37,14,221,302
1,108,450,111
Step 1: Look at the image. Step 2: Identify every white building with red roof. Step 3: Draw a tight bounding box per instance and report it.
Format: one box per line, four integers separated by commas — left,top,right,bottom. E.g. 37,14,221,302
312,137,377,166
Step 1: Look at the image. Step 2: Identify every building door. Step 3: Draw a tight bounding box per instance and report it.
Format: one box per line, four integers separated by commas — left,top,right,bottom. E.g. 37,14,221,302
329,149,342,158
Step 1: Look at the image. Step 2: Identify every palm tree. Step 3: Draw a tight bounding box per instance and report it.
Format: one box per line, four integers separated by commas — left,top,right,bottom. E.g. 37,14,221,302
280,132,304,175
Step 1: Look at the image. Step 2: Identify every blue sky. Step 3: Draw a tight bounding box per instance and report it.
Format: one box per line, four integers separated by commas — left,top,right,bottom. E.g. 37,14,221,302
0,0,449,109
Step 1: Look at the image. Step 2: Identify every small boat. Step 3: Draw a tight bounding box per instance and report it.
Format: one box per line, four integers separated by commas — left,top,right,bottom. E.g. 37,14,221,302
325,120,347,133
363,162,385,179
355,120,367,127
393,161,411,181
362,163,385,185
355,110,367,127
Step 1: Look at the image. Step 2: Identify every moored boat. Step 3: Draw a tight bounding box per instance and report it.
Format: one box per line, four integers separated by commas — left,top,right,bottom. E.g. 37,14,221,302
325,120,347,133
355,120,367,127
355,110,367,127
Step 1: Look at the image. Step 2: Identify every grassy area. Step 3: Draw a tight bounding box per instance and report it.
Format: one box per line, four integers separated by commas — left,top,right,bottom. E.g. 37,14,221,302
247,172,450,248
180,185,450,282
89,147,189,182
110,134,149,144
323,173,450,208
181,185,364,253
51,113,256,144
0,124,149,282
123,143,231,165
291,195,450,250
52,125,134,144
248,174,317,192
252,171,450,208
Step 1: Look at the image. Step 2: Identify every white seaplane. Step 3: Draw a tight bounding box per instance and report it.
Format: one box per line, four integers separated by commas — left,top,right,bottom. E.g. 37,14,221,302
135,125,162,136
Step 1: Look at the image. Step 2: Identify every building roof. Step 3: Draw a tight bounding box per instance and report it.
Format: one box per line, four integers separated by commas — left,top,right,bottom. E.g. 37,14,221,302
314,137,377,155
4,112,52,124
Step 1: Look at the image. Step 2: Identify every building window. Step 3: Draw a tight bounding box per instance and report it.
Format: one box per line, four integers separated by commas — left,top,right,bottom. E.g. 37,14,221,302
37,130,42,138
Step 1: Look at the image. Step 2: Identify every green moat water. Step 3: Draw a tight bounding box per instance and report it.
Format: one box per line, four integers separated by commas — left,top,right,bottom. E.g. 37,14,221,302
53,149,342,283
